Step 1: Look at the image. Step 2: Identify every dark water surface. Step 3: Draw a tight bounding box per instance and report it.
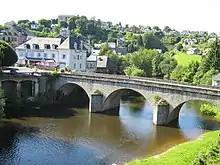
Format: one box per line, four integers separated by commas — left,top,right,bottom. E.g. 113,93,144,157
0,101,220,165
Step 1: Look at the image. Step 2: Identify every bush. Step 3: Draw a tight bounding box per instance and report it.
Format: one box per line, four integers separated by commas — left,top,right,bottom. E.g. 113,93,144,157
200,104,218,116
60,69,65,73
0,40,18,66
153,94,161,104
193,136,220,165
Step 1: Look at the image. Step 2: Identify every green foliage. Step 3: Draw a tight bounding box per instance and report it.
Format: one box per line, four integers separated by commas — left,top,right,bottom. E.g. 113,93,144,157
152,54,164,77
93,90,102,95
59,20,68,28
153,94,161,104
143,33,168,53
0,88,5,119
99,43,113,55
193,136,220,165
38,19,52,28
201,40,220,71
200,103,219,117
124,65,145,77
129,49,159,77
200,69,218,85
170,61,199,83
159,55,177,78
0,40,18,66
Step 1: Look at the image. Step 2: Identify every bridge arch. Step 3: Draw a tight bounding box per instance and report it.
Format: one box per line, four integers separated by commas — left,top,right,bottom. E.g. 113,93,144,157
55,83,90,108
168,99,217,123
102,87,155,112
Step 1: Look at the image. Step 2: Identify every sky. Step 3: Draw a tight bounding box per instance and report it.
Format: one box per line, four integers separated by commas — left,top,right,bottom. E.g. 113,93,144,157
0,0,220,33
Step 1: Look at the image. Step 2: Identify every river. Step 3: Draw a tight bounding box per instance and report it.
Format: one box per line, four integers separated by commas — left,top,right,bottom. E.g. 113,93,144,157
0,100,220,165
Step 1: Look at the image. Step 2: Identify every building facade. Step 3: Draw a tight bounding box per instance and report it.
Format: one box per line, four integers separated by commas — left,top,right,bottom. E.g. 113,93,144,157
15,37,88,71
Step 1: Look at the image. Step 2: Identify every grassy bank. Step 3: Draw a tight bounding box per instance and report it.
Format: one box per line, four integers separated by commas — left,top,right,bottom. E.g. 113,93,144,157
174,53,202,66
127,130,220,165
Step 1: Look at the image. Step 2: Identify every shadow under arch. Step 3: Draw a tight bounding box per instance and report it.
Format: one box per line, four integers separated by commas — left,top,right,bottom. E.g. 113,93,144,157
168,99,215,126
20,80,35,98
102,88,150,115
1,80,18,100
55,83,90,109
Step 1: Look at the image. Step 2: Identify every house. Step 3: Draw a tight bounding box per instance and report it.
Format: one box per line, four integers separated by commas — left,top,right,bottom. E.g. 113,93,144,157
58,15,74,22
30,23,38,30
113,47,128,55
116,38,126,47
15,37,88,71
212,74,220,87
0,25,35,47
91,48,100,55
208,38,217,43
96,56,117,74
186,47,202,55
86,55,97,72
183,38,198,46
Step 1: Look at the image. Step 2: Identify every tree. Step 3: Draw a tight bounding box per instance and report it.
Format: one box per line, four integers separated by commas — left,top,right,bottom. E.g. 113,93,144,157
0,40,18,67
200,69,218,85
202,40,220,71
152,54,164,77
143,33,167,53
0,88,5,119
163,26,172,33
59,20,68,28
124,65,145,78
137,35,144,47
99,44,113,55
38,19,52,28
159,56,177,79
129,49,159,76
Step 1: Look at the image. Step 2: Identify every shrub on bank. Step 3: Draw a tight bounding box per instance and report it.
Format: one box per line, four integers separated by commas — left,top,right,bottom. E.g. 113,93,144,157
200,103,220,120
193,135,220,165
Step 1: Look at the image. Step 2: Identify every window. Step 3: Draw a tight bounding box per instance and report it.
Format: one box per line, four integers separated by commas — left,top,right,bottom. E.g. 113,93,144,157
74,63,76,69
77,55,79,60
38,53,41,57
62,54,66,59
44,44,51,49
80,56,82,60
2,37,5,41
52,54,55,58
8,37,10,42
44,53,47,58
80,63,82,69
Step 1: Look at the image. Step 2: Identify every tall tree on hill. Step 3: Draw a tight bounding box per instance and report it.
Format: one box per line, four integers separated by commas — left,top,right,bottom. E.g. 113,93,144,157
0,40,18,67
143,33,167,52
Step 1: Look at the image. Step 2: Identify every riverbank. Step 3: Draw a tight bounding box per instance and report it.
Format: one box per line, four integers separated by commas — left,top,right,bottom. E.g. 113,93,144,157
127,130,220,165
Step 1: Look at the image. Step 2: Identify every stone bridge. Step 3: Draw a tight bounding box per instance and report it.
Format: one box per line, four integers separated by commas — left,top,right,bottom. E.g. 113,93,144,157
0,73,40,99
52,73,220,125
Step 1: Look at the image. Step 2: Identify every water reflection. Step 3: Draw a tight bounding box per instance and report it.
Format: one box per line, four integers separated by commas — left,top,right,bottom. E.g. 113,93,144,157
0,100,220,165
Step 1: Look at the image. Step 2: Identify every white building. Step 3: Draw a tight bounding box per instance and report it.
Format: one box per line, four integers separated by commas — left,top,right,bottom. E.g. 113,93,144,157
58,15,74,22
15,37,88,71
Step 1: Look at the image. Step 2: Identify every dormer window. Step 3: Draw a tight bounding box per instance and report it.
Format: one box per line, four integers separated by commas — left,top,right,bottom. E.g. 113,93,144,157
32,44,39,49
24,44,30,49
52,44,58,49
44,44,51,49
